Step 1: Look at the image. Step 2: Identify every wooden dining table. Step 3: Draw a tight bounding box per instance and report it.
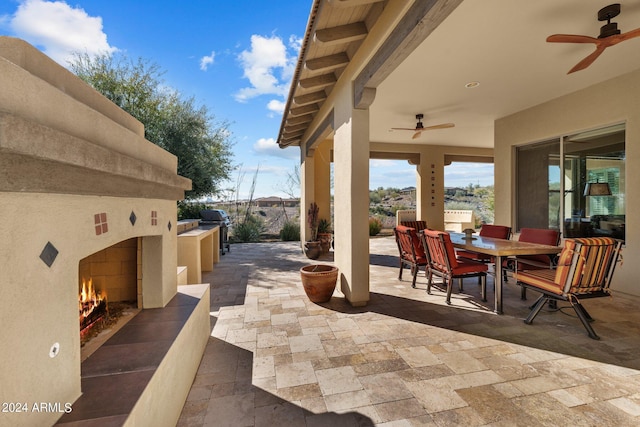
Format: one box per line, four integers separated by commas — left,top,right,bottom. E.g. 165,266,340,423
449,232,562,314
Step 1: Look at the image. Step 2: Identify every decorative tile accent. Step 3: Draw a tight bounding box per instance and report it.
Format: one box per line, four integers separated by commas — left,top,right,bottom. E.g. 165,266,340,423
39,242,59,267
130,211,137,226
94,213,108,235
167,221,172,231
151,211,158,226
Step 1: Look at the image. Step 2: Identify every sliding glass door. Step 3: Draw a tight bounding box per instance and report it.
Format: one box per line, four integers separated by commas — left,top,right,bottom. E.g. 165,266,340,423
516,124,625,241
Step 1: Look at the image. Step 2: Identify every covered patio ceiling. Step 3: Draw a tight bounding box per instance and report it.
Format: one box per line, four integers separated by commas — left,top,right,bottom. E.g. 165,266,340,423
277,0,640,149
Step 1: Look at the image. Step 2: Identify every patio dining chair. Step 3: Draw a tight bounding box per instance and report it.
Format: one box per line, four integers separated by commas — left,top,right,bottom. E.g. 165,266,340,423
419,229,488,305
504,228,561,299
400,220,427,231
456,224,512,262
515,237,622,340
393,225,427,288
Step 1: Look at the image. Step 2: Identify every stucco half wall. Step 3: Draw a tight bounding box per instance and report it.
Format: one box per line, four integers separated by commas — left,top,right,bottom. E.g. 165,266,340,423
494,68,639,295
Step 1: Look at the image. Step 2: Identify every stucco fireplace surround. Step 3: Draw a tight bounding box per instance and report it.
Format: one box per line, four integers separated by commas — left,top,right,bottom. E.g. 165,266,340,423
0,37,209,426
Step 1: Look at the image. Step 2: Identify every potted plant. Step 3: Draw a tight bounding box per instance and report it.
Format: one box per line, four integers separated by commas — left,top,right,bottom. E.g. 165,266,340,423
317,218,333,253
300,264,339,303
304,202,321,259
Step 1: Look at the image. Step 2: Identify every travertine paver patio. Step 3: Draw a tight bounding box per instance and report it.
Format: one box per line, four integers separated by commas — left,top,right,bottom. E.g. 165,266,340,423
178,237,640,426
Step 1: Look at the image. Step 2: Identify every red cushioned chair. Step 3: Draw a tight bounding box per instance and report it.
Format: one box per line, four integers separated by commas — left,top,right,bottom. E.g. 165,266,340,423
504,228,561,299
400,220,428,232
419,229,488,305
516,237,622,340
456,224,512,262
394,225,427,288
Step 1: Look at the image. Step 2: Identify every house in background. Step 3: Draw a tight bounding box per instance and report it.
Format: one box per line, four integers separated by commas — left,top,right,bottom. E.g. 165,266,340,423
278,0,636,306
254,196,300,208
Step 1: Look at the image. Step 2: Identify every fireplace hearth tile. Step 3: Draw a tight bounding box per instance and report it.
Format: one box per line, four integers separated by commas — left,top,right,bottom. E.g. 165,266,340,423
101,320,186,346
81,341,172,377
57,370,154,423
126,304,196,324
57,414,128,427
56,288,205,426
39,241,59,267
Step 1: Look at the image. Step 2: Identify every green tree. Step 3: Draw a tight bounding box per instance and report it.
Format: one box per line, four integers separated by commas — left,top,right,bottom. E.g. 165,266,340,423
69,52,234,199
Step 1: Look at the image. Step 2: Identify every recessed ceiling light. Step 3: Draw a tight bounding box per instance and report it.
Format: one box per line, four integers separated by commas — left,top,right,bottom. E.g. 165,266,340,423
465,81,480,88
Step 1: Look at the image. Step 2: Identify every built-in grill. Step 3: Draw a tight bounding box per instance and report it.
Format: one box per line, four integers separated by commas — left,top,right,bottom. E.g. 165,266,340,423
199,209,231,254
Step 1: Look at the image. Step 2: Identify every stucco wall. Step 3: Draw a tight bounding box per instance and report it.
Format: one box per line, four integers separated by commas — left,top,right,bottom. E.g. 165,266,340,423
495,69,640,295
0,36,190,426
0,193,177,426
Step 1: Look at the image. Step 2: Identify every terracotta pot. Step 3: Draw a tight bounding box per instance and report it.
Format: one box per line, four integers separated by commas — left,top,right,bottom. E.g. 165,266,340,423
300,265,338,303
317,233,333,253
304,241,322,260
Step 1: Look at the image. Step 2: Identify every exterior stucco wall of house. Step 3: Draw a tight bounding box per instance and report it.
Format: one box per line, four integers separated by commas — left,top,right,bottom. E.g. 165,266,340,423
495,68,640,295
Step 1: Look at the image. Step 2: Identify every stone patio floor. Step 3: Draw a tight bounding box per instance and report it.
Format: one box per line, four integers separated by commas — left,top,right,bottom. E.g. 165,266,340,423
177,236,640,426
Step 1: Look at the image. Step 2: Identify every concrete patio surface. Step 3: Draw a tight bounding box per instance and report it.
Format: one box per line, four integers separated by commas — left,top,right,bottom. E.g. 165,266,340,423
178,236,640,426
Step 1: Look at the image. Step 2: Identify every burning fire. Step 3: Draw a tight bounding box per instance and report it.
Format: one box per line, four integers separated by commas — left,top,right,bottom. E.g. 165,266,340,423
79,278,107,323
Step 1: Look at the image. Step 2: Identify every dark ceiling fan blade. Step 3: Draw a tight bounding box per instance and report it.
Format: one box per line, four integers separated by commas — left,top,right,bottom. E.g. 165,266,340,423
422,123,455,131
547,34,599,44
568,45,607,74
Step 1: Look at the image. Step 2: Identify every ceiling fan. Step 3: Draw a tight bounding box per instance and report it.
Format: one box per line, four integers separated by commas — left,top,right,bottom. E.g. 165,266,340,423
547,3,640,74
391,114,454,139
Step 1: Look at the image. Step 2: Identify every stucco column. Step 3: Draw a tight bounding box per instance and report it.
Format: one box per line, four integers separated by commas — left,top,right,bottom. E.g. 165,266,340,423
300,142,315,244
416,149,445,231
334,90,370,306
314,139,332,225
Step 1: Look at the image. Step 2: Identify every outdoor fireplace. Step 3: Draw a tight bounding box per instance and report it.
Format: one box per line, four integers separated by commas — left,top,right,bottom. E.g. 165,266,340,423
78,237,140,346
0,37,207,427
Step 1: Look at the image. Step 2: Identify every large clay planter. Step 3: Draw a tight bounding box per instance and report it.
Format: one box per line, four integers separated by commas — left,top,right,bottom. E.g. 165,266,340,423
304,241,322,260
300,265,338,303
317,233,333,253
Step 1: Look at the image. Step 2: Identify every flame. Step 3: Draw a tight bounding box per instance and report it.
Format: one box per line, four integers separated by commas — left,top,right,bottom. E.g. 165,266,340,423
79,278,107,321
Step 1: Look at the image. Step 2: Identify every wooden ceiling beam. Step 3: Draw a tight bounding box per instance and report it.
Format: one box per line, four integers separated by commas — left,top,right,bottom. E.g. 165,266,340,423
305,52,350,72
286,114,314,126
293,91,326,106
284,123,309,133
299,73,337,90
314,22,368,46
290,104,319,116
354,0,462,108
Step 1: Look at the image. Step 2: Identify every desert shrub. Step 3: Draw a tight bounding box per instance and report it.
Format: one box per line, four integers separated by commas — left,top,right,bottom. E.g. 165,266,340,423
317,218,332,234
369,217,382,236
231,215,264,242
177,201,207,220
280,220,300,241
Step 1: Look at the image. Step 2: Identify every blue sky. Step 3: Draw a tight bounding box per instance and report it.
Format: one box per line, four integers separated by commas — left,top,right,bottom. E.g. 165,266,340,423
0,0,493,199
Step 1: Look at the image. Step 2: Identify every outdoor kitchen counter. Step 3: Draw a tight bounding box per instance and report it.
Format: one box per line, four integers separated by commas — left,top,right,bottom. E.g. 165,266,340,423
177,226,220,284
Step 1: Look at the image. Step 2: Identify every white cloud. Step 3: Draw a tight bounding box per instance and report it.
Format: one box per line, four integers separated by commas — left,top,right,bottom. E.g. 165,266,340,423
235,34,300,108
199,51,215,71
288,35,303,52
7,0,116,66
253,137,298,160
267,99,286,115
